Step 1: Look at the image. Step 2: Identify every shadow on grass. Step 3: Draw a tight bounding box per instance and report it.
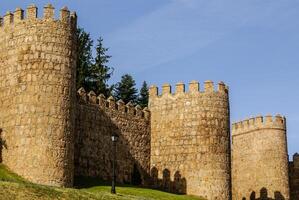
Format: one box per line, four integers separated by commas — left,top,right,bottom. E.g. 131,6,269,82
74,176,204,200
74,176,191,198
74,176,138,189
0,169,203,200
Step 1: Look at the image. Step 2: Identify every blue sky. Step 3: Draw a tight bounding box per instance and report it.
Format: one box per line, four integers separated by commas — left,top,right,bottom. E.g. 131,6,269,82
2,0,299,157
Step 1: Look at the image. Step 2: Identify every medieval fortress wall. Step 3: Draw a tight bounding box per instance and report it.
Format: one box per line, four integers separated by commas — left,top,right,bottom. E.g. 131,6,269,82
290,154,299,200
0,4,298,200
149,81,231,199
0,5,77,186
75,88,151,184
232,116,290,200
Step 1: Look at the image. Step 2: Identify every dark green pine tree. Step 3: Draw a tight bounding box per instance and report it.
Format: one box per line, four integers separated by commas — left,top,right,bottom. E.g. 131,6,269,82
114,74,138,104
88,37,114,96
76,27,93,90
138,81,149,108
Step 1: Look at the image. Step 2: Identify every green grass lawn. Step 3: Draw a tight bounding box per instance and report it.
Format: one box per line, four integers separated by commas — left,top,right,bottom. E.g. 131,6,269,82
0,164,204,200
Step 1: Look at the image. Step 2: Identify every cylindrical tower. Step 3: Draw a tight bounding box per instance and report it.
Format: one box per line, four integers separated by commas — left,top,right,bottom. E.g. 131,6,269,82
232,115,290,200
149,81,231,199
0,5,77,186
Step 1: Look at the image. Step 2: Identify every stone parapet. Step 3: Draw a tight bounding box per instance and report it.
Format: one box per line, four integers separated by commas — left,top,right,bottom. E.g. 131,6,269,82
77,88,150,120
149,80,228,98
0,4,76,28
232,115,286,136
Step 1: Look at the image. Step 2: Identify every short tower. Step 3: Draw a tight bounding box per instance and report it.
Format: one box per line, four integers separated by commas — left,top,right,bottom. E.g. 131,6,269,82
232,115,290,200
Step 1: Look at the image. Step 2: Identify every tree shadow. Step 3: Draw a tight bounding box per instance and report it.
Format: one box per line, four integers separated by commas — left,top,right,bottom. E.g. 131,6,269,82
150,167,187,194
0,128,7,163
242,187,285,200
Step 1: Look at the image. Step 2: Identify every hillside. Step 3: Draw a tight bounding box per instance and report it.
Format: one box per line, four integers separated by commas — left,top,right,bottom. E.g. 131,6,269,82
0,164,203,200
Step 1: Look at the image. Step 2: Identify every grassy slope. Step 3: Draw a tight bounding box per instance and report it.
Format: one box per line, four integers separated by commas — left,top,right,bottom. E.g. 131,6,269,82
0,164,203,200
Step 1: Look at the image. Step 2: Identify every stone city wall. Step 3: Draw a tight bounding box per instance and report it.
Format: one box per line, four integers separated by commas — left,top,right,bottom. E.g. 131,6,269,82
290,153,299,200
0,5,77,186
232,115,290,200
75,88,151,185
149,81,231,199
0,4,298,198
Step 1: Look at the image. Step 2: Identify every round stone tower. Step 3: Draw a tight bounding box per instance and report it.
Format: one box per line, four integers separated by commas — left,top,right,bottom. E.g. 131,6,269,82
232,115,290,200
149,81,231,199
0,5,77,186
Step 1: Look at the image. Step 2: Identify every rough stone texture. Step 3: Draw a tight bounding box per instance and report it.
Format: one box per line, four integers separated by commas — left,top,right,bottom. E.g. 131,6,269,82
75,88,151,185
0,4,298,199
149,81,231,199
232,116,290,200
0,5,77,186
290,153,299,200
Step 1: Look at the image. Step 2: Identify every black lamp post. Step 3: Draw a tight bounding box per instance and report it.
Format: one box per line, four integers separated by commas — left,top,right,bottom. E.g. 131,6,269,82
111,133,119,194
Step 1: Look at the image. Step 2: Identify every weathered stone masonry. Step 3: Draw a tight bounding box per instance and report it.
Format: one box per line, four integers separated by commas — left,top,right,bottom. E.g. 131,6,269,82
290,153,299,200
0,5,77,186
232,116,290,200
149,81,231,199
75,88,151,184
0,4,299,200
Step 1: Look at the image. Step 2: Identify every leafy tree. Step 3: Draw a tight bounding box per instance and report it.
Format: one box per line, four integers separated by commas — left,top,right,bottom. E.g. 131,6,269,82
114,74,138,104
88,37,114,96
138,81,149,108
76,27,93,90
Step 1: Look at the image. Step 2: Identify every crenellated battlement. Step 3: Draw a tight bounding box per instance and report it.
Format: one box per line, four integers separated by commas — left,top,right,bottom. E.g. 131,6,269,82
0,4,76,29
232,115,286,136
149,80,228,97
0,4,296,197
293,153,299,168
77,87,150,120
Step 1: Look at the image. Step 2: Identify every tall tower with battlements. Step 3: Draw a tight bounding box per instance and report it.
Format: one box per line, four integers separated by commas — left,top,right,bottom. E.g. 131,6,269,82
232,115,290,200
149,80,231,199
0,5,77,186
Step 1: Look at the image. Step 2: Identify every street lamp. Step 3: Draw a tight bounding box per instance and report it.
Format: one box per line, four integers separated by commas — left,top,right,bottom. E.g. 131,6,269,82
111,133,119,194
